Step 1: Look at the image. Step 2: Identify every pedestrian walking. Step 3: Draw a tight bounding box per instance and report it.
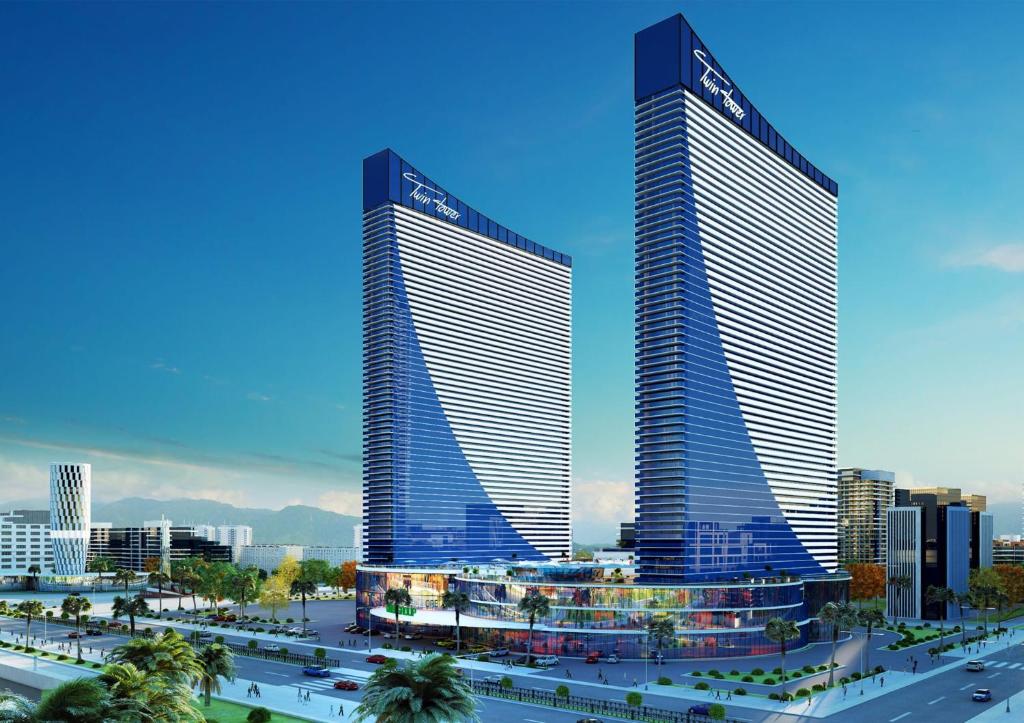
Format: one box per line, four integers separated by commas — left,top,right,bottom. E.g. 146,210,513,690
727,690,732,701
330,705,334,717
843,684,847,698
880,676,884,688
715,689,721,700
632,677,637,687
339,703,344,716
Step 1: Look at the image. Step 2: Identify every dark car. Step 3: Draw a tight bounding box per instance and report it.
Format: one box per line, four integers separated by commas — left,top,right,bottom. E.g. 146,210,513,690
333,679,359,691
85,628,103,636
688,704,711,715
366,654,389,664
66,631,82,639
302,666,331,678
972,689,993,702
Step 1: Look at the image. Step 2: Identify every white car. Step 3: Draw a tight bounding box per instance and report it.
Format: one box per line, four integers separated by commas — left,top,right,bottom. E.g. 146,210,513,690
534,655,559,667
263,644,282,653
966,660,985,672
491,648,510,657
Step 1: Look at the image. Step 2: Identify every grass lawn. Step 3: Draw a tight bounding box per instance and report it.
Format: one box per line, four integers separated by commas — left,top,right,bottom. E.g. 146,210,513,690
194,699,310,723
996,606,1024,623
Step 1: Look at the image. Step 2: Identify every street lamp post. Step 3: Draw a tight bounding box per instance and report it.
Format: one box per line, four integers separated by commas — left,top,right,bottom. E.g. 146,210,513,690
356,606,374,650
643,632,649,688
842,629,866,696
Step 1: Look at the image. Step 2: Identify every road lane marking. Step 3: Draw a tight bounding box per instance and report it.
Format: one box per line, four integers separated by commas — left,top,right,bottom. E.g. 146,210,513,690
889,714,911,721
987,672,1001,679
524,720,546,723
991,661,1008,668
960,683,974,690
1009,662,1022,669
265,672,289,677
927,696,945,705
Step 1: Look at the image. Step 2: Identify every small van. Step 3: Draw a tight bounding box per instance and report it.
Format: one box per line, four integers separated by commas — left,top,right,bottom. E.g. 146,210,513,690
966,660,985,672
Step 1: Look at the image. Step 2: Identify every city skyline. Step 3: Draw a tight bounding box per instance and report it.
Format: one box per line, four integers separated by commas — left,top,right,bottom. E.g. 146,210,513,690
2,1,1023,543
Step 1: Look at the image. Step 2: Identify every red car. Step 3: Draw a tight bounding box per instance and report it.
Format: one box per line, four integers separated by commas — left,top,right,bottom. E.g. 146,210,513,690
333,680,359,691
366,654,389,664
66,632,82,639
585,652,601,664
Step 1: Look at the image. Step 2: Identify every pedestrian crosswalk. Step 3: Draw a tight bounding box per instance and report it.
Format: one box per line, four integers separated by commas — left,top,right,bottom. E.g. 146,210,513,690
292,679,337,691
1009,662,1023,669
985,661,1022,669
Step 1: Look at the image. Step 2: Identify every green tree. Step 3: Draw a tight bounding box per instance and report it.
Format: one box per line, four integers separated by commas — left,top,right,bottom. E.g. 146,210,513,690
258,576,289,621
60,595,92,662
555,684,569,699
354,653,478,722
818,601,858,687
147,571,171,614
926,585,956,648
230,567,261,621
181,569,202,613
625,691,642,707
99,661,202,722
32,678,111,723
859,607,886,678
199,561,234,610
517,590,551,665
646,615,675,664
14,599,43,643
955,591,973,644
113,568,136,596
764,617,800,700
969,567,1004,635
87,556,114,588
112,594,149,636
708,702,726,720
107,629,203,686
290,579,318,634
384,586,413,640
441,590,471,654
196,643,236,707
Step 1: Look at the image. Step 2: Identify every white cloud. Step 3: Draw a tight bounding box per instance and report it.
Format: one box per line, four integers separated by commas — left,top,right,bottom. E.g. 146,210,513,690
246,392,273,402
572,478,632,543
945,243,1024,272
150,360,181,374
316,490,362,517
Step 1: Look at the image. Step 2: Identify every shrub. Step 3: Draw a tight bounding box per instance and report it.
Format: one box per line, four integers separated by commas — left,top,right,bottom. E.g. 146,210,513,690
91,662,101,669
762,677,775,685
477,654,490,662
382,643,393,650
710,671,724,679
817,664,828,672
246,707,272,723
255,627,265,633
851,672,862,680
286,618,294,623
278,647,288,657
555,684,570,698
695,681,710,690
796,688,810,697
812,683,825,692
780,693,794,702
741,675,754,683
729,669,740,676
657,676,672,685
874,665,885,674
24,646,34,654
751,667,764,676
400,646,412,652
75,659,86,665
769,693,780,700
692,671,702,677
57,654,68,661
500,676,513,690
733,687,747,696
708,703,726,720
791,671,801,678
802,665,815,674
314,647,326,660
708,669,720,676
772,667,782,675
214,635,224,644
625,692,642,708
839,676,851,685
247,639,258,650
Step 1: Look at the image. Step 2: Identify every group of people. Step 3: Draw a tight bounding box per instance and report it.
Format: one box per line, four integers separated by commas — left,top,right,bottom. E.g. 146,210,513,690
245,682,262,698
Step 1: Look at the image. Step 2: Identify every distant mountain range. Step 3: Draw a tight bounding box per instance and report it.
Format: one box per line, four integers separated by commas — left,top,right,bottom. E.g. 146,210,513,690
90,497,359,547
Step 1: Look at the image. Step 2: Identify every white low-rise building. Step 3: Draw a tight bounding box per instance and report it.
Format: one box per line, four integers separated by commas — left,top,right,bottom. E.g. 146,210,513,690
0,510,54,575
239,544,303,573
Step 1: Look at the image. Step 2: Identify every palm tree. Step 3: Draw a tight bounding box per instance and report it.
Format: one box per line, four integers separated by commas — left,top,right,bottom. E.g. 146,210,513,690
181,569,202,613
113,568,136,596
60,595,92,662
291,579,318,634
14,600,43,644
925,585,956,649
86,556,114,589
518,590,551,665
994,590,1010,627
859,608,886,679
384,587,413,640
0,690,34,722
955,591,973,644
819,601,858,687
441,590,471,654
25,565,40,592
231,569,260,621
196,643,236,707
147,571,171,614
646,615,675,665
107,629,203,686
354,653,478,722
112,594,150,636
31,678,111,723
99,662,202,722
764,617,800,700
887,574,912,614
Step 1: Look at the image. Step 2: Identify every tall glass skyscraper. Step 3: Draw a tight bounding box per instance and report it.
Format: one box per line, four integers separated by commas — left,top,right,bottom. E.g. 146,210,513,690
362,149,572,565
634,15,839,583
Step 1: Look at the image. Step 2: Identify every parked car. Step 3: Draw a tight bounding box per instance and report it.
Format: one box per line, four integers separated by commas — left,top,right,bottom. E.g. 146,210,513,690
576,719,603,723
972,689,993,702
107,621,123,629
383,632,395,639
534,655,559,667
966,660,986,672
197,631,213,640
436,640,456,649
66,632,82,639
491,647,510,657
263,644,281,653
585,652,601,664
85,628,103,636
366,654,389,664
333,679,359,691
404,633,423,640
605,654,620,664
688,705,711,715
345,623,360,632
483,675,504,684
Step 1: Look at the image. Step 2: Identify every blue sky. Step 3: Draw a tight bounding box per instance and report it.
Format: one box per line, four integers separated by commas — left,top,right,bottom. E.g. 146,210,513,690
1,1,1021,542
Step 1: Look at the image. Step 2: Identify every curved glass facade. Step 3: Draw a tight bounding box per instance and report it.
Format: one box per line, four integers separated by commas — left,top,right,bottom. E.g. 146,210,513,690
362,150,572,565
357,567,847,659
634,15,838,583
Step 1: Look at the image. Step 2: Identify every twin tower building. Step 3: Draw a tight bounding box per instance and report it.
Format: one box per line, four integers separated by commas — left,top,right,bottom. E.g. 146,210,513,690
361,14,839,587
